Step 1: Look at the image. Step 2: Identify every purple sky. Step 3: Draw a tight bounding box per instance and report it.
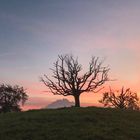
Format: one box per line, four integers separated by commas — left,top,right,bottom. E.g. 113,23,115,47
0,0,140,109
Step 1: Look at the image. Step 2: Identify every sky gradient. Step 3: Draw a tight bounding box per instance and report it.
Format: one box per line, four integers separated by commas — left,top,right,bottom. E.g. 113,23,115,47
0,0,140,109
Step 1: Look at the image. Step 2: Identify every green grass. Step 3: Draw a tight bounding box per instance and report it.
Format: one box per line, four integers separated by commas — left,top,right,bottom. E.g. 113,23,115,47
0,107,140,140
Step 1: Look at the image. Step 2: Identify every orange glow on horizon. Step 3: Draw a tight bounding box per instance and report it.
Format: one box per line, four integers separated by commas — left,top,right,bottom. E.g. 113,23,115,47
23,81,140,111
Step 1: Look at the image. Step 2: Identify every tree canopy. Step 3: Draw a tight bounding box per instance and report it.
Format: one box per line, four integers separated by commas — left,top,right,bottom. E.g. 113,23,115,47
0,84,28,113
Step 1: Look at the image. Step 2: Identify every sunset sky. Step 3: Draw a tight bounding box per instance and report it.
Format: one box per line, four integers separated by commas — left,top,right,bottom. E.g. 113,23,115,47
0,0,140,109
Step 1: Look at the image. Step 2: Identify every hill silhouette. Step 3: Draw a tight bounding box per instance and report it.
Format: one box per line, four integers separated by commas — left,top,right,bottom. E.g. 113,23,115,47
0,107,140,140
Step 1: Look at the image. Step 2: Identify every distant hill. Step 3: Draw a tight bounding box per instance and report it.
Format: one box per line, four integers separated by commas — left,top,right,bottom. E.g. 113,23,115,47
47,98,74,108
0,107,140,140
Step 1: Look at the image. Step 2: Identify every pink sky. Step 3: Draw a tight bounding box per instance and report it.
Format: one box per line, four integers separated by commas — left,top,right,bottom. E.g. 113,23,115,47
1,1,140,110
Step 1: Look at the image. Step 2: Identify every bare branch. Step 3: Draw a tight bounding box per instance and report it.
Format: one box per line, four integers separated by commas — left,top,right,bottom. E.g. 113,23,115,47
41,54,110,107
99,87,140,110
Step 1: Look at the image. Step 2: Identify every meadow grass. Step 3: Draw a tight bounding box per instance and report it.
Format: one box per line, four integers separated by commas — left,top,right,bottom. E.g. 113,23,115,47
0,107,140,140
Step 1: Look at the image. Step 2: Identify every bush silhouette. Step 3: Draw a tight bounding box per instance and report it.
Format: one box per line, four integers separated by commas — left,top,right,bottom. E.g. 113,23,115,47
0,84,28,113
99,87,140,110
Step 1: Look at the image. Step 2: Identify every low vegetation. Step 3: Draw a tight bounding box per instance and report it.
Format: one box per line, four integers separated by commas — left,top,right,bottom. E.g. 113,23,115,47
0,107,140,140
99,87,140,110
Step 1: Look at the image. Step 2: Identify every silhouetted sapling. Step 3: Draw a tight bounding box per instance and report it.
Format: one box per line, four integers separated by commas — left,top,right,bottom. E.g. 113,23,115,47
99,87,140,110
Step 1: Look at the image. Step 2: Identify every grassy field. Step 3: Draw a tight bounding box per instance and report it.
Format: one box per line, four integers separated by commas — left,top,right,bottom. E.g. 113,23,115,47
0,107,140,140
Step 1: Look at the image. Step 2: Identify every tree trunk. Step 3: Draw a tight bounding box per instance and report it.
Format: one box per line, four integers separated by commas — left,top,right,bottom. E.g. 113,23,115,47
74,94,80,107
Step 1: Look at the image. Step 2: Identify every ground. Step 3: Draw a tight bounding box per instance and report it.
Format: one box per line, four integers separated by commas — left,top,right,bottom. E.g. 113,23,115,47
0,107,140,140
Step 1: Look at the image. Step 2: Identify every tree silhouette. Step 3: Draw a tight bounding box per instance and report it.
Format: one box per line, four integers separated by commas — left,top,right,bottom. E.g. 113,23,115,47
0,84,28,113
99,87,140,110
41,54,110,107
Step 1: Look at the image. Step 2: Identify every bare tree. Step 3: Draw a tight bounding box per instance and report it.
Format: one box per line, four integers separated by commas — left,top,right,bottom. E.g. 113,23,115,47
41,54,110,107
99,87,140,110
